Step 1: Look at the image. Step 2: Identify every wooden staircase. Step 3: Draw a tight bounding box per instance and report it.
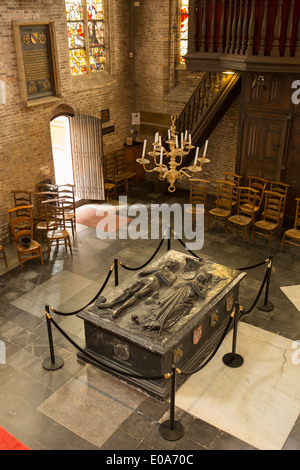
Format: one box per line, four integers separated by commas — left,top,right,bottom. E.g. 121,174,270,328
176,71,241,160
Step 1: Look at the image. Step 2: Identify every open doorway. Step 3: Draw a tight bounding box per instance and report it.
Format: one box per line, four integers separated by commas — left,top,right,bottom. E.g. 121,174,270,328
50,116,74,186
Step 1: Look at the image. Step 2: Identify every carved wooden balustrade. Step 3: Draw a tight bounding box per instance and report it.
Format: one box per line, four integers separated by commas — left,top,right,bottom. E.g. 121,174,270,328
186,0,300,72
176,70,241,142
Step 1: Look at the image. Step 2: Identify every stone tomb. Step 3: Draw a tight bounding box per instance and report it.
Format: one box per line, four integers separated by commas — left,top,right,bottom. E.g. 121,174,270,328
78,251,246,400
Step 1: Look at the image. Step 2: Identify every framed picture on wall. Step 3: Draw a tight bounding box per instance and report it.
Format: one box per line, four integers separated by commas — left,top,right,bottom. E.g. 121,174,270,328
101,108,110,123
13,21,61,107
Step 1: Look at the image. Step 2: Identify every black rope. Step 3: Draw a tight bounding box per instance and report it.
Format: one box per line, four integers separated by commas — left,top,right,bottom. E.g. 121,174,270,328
120,237,166,271
236,259,269,271
51,263,114,316
180,316,233,376
48,315,166,380
241,265,269,315
172,232,201,259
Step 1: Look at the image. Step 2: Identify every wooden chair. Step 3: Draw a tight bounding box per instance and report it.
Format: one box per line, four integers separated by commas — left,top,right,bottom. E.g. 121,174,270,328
7,205,44,270
246,176,268,218
252,190,285,246
0,245,8,268
208,180,235,233
104,183,116,202
57,184,76,237
269,181,290,228
42,198,72,257
35,191,58,239
227,187,259,240
9,190,33,244
281,198,300,251
104,152,137,194
187,178,210,217
224,172,242,211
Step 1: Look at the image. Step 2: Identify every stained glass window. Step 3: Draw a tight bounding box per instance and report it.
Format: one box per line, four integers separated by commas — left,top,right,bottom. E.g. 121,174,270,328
65,0,105,75
179,0,189,65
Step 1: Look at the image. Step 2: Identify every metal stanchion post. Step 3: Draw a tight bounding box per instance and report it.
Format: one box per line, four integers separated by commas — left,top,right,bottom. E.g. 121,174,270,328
42,304,64,371
257,256,274,312
223,302,244,368
114,258,119,287
159,365,184,441
167,226,171,251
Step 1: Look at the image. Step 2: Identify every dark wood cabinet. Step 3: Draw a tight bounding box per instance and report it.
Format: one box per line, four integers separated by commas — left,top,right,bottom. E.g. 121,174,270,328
124,143,145,184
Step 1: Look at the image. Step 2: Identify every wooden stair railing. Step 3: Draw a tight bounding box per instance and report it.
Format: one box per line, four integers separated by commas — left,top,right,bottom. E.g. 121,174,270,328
176,71,241,144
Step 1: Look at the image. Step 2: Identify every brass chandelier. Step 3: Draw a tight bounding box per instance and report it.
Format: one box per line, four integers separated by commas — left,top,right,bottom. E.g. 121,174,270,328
136,115,209,192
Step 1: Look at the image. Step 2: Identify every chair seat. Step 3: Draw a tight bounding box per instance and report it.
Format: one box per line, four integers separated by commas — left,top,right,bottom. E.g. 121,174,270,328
105,183,115,190
255,220,278,231
209,208,231,217
121,171,136,179
63,212,75,220
285,228,300,240
185,206,205,215
47,229,70,239
17,240,41,252
240,203,259,213
36,220,57,230
229,214,252,226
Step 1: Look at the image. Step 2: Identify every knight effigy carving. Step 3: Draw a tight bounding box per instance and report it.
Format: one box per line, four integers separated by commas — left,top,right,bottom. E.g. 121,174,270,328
95,255,223,336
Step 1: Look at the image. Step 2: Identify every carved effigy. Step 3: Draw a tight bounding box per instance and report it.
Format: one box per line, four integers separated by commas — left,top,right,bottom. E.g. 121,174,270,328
92,252,226,338
79,250,246,400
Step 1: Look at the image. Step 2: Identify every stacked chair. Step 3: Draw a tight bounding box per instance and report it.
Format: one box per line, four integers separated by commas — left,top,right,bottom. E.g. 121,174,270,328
42,198,73,258
57,184,76,237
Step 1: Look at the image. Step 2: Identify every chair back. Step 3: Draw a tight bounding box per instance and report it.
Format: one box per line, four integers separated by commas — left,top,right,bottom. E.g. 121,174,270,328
57,184,75,212
8,205,34,243
237,186,259,217
248,176,268,210
269,181,290,214
294,198,300,229
11,190,33,207
224,172,241,203
215,180,235,210
35,191,58,221
42,198,67,230
189,179,210,206
262,190,284,225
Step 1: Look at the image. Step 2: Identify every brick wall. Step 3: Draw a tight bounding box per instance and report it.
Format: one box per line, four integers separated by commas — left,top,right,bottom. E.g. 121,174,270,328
0,0,133,238
0,0,239,241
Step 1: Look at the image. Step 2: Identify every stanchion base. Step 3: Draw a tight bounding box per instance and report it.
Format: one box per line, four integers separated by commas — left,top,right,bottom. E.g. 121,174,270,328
159,420,184,441
43,356,64,371
257,300,274,312
223,353,244,368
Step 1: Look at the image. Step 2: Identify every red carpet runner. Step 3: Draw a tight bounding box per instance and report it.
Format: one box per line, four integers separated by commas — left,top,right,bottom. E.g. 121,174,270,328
0,426,29,450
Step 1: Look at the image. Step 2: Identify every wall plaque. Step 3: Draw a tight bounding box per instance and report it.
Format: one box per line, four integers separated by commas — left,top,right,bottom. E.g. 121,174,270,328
13,21,61,107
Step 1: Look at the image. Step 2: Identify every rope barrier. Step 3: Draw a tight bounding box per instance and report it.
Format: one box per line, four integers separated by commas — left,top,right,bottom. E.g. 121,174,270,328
50,262,114,316
46,311,167,380
119,236,166,271
241,261,270,315
180,315,233,376
41,231,276,442
235,258,269,271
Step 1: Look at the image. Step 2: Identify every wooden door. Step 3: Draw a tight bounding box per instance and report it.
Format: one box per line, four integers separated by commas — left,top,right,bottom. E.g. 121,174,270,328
70,114,105,201
240,112,288,182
